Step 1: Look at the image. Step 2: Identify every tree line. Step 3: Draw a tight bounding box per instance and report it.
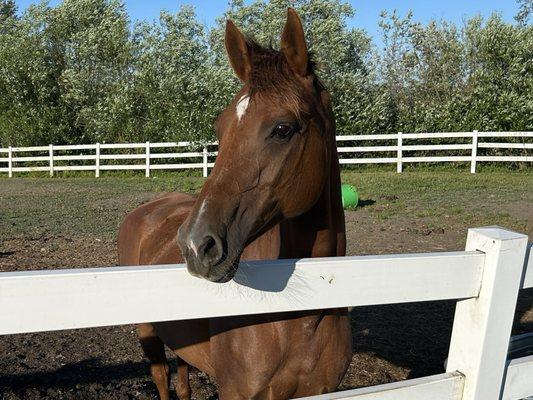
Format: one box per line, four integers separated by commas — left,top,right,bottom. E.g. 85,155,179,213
0,0,531,146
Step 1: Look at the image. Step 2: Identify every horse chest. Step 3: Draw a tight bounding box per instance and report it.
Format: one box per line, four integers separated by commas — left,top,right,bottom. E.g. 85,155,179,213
209,311,350,398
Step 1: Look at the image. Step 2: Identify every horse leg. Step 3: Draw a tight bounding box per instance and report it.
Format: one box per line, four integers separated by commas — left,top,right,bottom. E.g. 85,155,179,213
171,357,191,400
137,322,171,400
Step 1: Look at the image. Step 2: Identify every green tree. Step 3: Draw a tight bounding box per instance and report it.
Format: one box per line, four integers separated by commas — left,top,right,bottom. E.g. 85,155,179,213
129,6,232,143
0,0,132,145
0,0,531,148
0,2,56,146
515,0,532,25
461,14,533,131
0,0,16,24
377,10,532,133
50,0,132,143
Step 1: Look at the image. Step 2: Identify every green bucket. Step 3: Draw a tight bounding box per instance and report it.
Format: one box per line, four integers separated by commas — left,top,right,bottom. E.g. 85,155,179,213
341,184,359,208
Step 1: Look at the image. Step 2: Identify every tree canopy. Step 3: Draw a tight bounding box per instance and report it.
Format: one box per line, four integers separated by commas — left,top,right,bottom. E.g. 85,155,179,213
0,0,531,146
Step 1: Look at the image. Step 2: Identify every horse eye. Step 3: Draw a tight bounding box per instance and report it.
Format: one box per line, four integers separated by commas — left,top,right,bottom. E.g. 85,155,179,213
271,123,297,140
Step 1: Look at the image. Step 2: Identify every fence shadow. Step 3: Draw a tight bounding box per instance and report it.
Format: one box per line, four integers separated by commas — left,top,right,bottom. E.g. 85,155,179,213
349,300,456,381
347,287,533,387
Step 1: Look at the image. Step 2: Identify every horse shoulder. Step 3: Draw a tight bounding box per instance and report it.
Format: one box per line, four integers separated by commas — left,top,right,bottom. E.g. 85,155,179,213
118,192,196,266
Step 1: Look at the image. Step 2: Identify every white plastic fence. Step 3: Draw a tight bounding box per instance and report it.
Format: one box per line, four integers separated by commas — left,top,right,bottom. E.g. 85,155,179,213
0,131,531,178
0,226,532,400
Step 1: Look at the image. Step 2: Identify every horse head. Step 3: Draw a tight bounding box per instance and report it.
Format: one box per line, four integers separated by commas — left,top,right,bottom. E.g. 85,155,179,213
177,8,336,282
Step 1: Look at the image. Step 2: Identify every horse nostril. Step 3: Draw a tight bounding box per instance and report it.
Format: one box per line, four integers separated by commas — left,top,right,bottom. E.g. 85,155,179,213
201,236,216,256
197,234,223,266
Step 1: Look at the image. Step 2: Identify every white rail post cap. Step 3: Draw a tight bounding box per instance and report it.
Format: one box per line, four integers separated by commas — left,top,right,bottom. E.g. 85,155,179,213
468,226,528,243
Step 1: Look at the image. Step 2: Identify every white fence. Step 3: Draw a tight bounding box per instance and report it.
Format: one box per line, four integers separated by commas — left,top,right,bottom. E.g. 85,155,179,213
0,226,532,400
0,131,531,177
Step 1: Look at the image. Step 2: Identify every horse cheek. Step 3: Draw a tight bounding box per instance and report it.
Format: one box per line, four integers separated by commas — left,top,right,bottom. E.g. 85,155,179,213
281,137,327,217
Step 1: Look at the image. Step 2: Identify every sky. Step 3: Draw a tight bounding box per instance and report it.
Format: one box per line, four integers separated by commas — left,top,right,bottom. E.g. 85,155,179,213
14,0,519,47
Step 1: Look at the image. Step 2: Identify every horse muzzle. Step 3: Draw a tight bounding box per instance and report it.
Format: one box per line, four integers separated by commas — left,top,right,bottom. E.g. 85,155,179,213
177,221,240,283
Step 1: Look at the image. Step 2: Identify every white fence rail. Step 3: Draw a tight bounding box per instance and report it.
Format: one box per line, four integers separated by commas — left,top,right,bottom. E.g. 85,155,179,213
0,226,532,400
0,131,531,177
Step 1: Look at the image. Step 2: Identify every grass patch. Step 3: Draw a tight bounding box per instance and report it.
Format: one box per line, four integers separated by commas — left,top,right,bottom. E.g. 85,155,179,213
1,170,531,242
342,169,532,235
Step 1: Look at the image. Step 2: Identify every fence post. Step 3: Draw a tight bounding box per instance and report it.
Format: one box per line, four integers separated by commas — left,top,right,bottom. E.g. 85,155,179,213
145,141,150,178
49,144,54,177
446,226,528,400
8,146,13,178
397,132,403,173
203,145,208,178
471,130,478,174
95,143,100,178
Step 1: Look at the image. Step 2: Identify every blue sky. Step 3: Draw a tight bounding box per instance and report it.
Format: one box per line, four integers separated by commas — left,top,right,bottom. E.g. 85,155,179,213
15,1,519,46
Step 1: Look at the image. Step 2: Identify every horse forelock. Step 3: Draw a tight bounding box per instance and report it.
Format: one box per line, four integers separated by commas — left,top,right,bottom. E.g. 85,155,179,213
244,38,317,120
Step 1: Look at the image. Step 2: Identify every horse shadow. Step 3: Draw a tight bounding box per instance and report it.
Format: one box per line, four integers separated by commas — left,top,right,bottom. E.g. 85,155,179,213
0,357,219,400
0,358,150,391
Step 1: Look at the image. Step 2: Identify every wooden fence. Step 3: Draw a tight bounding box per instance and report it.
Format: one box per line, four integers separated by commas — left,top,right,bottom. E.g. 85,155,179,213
0,226,532,400
0,131,531,177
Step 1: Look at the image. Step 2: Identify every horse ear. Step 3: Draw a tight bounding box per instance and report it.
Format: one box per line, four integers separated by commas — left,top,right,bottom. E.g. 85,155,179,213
225,20,251,82
281,8,309,77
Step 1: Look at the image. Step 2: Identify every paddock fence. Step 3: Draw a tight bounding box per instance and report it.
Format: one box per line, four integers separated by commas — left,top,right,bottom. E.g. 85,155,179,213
0,131,531,177
0,226,532,400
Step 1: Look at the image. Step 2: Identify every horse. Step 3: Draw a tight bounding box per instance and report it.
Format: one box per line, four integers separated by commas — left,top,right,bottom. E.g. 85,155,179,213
118,8,352,400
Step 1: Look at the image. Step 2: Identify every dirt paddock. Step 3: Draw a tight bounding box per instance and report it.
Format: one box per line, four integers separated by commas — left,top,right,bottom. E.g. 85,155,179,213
1,170,532,399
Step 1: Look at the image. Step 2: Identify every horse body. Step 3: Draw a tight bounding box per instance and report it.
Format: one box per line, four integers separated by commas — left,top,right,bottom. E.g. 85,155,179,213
118,8,352,399
118,166,351,398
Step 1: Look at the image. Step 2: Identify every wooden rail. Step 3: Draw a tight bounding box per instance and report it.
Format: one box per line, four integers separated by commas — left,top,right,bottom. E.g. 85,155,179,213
1,131,531,177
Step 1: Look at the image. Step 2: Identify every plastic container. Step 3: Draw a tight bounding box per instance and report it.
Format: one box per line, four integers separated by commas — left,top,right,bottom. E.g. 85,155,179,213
341,184,359,208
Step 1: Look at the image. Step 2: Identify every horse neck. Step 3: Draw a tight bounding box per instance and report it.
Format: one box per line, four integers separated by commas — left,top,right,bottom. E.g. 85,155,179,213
279,134,346,259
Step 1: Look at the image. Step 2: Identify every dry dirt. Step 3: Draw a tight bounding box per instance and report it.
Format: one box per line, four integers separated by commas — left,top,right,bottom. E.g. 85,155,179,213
0,173,531,399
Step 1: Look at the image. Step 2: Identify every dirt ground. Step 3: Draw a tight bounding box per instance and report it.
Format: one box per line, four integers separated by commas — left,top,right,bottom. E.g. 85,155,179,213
0,171,532,399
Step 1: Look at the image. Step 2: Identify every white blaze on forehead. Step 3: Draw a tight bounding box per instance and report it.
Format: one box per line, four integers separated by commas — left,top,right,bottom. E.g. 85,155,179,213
236,94,250,122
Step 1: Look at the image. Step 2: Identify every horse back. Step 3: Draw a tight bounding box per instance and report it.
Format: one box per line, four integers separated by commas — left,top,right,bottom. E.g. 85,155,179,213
118,192,196,266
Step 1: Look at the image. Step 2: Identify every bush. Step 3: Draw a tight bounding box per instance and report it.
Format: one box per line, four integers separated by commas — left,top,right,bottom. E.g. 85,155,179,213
0,0,531,147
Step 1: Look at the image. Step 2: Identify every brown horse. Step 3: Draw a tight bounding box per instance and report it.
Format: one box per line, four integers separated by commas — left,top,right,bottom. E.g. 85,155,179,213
118,8,352,400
